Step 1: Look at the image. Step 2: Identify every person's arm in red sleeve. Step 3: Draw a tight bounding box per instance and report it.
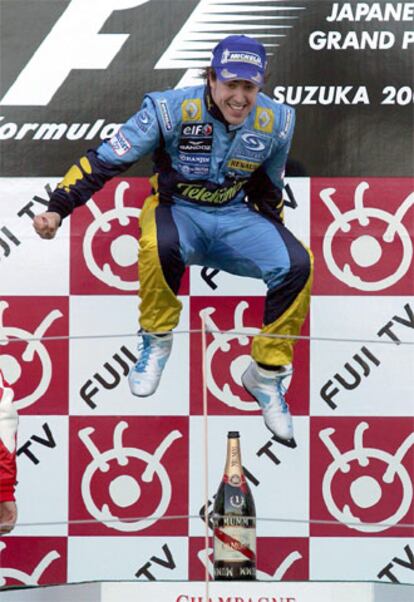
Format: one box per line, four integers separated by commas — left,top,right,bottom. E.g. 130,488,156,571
0,371,18,534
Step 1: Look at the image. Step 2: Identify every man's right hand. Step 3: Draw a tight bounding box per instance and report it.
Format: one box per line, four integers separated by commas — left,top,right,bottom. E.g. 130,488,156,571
33,212,61,239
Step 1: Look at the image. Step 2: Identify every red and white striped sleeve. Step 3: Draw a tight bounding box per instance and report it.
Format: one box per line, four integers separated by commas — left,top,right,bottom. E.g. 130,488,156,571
0,371,18,502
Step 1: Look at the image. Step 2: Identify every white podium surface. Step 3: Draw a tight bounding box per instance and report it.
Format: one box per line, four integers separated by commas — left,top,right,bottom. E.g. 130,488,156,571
0,581,413,602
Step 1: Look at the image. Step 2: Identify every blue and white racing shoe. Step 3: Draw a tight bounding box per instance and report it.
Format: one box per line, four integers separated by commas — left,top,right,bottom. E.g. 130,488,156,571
242,360,294,442
128,330,173,397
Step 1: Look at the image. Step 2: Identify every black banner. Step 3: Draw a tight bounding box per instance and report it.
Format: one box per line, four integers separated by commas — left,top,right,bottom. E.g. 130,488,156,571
0,0,413,176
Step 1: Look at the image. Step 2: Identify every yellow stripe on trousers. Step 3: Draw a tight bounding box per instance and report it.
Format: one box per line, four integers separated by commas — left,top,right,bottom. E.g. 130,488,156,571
138,194,182,332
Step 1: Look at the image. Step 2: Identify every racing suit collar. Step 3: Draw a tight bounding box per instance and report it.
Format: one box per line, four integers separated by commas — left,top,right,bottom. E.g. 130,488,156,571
204,83,245,131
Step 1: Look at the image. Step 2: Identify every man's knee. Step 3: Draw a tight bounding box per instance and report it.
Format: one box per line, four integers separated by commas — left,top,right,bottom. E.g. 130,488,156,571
295,246,312,281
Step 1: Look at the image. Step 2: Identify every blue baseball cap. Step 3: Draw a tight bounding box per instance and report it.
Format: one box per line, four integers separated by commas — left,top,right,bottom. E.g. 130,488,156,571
211,35,267,86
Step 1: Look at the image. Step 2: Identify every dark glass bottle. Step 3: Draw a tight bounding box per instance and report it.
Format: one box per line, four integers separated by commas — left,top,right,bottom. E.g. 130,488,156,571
213,431,256,581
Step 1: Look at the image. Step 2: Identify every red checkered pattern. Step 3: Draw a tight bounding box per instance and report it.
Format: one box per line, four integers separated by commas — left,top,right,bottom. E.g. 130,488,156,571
0,176,413,586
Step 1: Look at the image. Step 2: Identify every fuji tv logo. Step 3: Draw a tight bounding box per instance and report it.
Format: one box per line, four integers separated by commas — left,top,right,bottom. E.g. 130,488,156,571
320,422,414,533
82,181,140,291
78,421,182,532
321,182,414,291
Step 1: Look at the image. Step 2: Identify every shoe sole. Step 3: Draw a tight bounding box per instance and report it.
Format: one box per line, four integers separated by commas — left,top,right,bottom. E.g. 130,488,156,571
128,378,159,398
129,389,154,398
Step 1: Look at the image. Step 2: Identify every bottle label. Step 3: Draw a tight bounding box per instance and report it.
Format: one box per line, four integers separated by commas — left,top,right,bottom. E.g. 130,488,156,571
214,525,256,562
223,473,247,492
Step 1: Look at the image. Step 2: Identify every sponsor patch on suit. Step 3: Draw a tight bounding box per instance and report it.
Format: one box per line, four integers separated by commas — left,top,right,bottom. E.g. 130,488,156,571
181,123,213,137
227,158,260,172
179,138,212,154
180,163,210,177
254,107,274,133
178,148,211,176
232,132,271,161
135,109,153,133
109,130,131,156
279,107,294,140
158,99,173,131
181,98,202,122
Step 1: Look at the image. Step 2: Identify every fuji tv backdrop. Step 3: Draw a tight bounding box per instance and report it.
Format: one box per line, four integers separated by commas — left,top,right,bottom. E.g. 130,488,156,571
0,0,413,589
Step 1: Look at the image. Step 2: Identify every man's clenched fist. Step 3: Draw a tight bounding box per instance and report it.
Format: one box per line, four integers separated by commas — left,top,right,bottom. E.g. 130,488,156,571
33,212,61,239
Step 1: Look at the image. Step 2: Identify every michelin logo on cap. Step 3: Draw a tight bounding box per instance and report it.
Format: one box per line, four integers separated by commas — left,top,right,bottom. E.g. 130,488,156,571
220,49,264,68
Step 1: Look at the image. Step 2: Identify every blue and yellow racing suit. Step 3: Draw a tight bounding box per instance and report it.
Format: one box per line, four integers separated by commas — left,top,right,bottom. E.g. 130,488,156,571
48,85,313,366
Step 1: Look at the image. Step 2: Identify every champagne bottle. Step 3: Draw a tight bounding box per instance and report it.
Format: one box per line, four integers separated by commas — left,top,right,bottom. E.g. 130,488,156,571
213,431,256,581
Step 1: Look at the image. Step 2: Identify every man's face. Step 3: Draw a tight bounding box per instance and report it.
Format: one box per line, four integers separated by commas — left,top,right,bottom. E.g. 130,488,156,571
209,76,260,125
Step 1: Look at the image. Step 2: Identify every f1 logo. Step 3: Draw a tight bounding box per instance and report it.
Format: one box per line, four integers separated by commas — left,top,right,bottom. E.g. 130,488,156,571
0,0,149,106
